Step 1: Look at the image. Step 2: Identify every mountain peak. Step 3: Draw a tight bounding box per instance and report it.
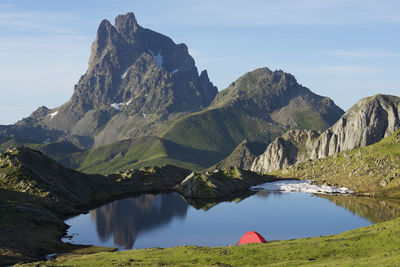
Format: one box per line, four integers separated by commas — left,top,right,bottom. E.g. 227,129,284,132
115,12,139,38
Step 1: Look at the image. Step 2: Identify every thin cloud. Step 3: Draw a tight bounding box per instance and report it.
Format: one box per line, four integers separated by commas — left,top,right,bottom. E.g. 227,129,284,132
324,49,400,59
321,65,379,75
0,6,82,35
159,0,400,27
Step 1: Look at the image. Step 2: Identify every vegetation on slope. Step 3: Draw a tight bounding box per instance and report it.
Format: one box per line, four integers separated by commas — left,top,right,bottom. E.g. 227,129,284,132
64,136,222,175
159,68,343,171
0,147,191,265
0,139,83,161
19,216,400,266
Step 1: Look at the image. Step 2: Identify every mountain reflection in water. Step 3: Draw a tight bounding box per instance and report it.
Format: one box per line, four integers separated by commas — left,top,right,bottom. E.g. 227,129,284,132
321,195,400,223
90,193,188,249
67,190,400,249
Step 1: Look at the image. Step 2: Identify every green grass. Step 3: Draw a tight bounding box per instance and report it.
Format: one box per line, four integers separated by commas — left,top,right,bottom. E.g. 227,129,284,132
0,139,83,161
161,106,282,155
292,111,330,130
20,216,400,266
74,136,224,174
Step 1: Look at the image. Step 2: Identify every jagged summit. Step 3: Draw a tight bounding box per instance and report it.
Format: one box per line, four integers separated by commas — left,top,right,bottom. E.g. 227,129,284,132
78,12,215,111
115,12,139,36
9,12,218,148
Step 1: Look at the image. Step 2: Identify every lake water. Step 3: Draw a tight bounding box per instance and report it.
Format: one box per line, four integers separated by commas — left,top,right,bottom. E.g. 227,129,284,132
63,190,379,249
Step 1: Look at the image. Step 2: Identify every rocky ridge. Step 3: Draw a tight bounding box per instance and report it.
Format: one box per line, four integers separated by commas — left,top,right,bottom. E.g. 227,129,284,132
251,94,400,173
162,67,344,158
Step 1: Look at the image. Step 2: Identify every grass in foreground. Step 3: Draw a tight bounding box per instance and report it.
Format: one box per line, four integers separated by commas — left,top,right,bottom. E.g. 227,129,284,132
19,217,400,266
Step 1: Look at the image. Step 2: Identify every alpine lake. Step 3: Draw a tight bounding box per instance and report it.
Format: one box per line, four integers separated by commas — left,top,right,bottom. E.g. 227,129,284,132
62,180,400,250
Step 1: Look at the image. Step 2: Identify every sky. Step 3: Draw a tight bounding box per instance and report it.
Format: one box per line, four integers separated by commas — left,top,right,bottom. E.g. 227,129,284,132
0,0,399,125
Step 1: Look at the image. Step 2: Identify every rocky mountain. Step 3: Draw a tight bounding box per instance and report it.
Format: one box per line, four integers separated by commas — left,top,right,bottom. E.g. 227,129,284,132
1,12,217,148
251,94,400,173
161,68,344,163
273,128,400,194
41,67,344,174
0,13,344,174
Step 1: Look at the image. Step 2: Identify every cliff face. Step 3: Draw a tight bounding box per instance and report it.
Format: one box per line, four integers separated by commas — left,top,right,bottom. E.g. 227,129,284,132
251,94,400,173
251,130,319,173
310,94,400,159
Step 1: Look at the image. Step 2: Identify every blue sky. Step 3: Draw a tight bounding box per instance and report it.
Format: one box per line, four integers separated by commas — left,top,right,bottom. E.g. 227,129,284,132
0,0,399,124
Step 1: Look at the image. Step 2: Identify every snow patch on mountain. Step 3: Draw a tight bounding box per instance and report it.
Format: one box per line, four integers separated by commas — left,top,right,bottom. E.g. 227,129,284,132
48,110,58,118
149,50,164,69
111,99,133,111
121,68,130,79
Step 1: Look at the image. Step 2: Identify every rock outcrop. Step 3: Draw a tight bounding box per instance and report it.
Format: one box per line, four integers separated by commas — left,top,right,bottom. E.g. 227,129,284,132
310,94,400,159
251,130,319,173
176,168,276,198
251,94,400,173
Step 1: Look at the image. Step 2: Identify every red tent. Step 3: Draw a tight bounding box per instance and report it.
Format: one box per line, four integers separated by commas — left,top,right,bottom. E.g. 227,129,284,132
238,231,267,245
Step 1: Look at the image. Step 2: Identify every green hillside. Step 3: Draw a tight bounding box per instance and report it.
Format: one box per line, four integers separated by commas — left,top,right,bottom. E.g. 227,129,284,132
160,68,343,168
161,106,282,154
69,136,222,174
0,139,83,162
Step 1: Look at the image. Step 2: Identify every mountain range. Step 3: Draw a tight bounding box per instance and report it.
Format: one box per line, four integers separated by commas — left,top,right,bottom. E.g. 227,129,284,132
2,12,396,176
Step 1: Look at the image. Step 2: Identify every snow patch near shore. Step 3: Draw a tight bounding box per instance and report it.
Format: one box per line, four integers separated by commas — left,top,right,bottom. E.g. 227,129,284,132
251,180,353,195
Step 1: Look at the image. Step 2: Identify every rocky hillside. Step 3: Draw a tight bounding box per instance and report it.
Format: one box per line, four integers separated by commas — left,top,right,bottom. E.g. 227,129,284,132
0,147,116,213
44,67,344,174
0,147,192,265
251,94,400,173
272,128,400,195
0,12,217,149
177,167,276,198
162,68,343,161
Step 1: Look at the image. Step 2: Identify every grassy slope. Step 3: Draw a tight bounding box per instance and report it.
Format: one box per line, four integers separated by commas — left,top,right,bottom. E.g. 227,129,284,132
0,139,83,161
272,129,400,195
20,216,400,266
161,106,282,154
73,136,222,174
0,147,192,265
75,105,284,175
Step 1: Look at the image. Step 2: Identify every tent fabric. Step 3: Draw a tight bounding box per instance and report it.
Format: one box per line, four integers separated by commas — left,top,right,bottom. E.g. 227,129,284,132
238,231,267,245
